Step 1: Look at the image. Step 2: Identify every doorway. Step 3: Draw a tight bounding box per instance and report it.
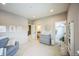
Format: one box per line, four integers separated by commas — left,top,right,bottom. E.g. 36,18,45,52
55,21,66,44
28,25,31,36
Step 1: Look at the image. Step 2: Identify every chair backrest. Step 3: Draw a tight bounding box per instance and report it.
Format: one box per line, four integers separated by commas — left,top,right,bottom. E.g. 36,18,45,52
0,38,9,48
15,41,19,49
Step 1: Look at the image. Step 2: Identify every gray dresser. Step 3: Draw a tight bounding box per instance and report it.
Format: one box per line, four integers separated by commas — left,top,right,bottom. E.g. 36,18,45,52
40,34,51,45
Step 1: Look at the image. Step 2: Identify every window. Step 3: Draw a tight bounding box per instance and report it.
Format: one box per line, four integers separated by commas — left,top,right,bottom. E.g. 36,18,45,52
0,26,6,32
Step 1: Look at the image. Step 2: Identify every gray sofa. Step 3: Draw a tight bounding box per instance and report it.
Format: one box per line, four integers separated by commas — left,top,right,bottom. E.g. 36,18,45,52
0,37,19,56
40,34,51,45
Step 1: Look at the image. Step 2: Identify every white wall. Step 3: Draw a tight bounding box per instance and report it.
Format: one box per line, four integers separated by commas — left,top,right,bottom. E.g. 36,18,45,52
34,13,67,45
0,10,28,45
67,4,79,56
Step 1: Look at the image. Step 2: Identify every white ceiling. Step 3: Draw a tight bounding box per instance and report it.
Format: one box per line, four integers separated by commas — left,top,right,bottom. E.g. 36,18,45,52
0,3,69,20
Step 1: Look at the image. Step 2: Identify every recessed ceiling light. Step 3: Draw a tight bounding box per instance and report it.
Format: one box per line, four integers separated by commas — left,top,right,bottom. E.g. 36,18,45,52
50,9,54,12
32,16,36,18
2,2,6,5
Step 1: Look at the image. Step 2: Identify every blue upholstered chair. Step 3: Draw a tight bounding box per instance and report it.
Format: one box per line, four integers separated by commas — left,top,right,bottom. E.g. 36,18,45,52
0,37,19,56
6,41,19,56
0,38,9,48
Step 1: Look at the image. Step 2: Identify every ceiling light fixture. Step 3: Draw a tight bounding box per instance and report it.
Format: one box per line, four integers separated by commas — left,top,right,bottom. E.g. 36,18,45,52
50,9,54,12
2,2,6,5
32,16,36,18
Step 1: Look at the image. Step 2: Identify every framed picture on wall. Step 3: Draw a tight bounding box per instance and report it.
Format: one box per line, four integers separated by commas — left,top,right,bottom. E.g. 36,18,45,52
9,25,16,32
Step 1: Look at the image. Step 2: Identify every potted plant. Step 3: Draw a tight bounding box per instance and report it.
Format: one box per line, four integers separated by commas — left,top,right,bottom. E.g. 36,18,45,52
60,36,65,47
60,36,67,55
60,36,64,42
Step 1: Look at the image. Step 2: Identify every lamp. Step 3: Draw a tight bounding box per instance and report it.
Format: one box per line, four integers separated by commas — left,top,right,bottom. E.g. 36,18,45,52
37,25,41,32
